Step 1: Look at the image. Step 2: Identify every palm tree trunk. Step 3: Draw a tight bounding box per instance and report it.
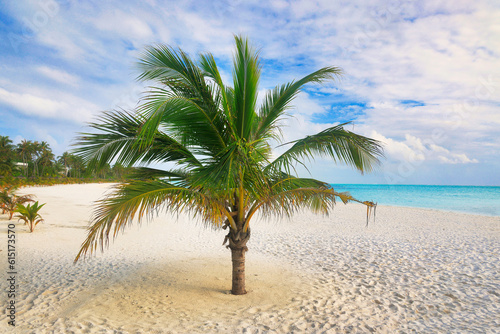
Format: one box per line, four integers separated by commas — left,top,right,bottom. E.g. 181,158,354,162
231,246,246,294
22,155,27,177
227,228,250,295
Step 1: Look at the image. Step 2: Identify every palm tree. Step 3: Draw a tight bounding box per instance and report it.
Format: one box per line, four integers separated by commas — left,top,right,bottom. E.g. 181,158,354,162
39,144,55,176
33,141,51,177
0,185,16,214
68,154,86,178
73,36,383,295
0,186,34,220
30,141,41,177
112,163,127,180
0,136,15,176
16,201,45,232
58,152,72,176
16,139,32,177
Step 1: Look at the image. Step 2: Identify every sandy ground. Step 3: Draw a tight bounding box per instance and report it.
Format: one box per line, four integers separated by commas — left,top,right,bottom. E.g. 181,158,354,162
0,183,499,333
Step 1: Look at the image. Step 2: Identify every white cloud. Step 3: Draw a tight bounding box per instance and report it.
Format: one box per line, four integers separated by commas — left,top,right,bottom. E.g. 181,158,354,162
438,155,479,164
0,87,96,123
430,145,479,164
290,93,327,117
37,66,79,86
0,87,63,118
370,131,479,165
270,0,288,10
92,10,153,42
370,132,425,162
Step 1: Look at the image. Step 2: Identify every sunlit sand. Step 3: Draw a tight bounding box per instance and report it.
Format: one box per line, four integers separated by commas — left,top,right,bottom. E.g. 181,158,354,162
1,183,498,333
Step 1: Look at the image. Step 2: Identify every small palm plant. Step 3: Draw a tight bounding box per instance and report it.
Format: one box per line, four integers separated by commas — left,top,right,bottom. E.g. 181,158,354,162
0,186,34,219
0,185,16,214
0,186,8,214
16,201,45,232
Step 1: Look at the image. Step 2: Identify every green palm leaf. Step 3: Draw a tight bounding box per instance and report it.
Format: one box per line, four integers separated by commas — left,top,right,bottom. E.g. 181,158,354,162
255,67,343,141
136,45,229,152
232,36,260,140
16,201,45,232
75,180,230,261
269,122,383,173
73,110,201,170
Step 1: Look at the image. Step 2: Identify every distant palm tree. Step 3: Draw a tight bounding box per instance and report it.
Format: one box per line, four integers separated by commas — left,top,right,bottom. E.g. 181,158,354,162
39,145,55,176
0,136,15,176
68,154,86,178
74,36,383,295
0,185,15,214
33,141,50,177
58,152,72,176
112,163,127,179
16,139,32,177
30,141,41,177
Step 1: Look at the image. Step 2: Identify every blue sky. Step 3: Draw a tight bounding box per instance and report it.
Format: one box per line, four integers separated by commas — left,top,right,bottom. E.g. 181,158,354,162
0,0,499,185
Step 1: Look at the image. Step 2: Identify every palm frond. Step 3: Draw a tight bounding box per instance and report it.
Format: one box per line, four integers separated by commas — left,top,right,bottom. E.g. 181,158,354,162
75,180,230,261
73,110,201,170
232,35,260,140
250,187,342,220
269,122,384,173
128,167,190,181
136,87,228,155
136,44,201,85
255,67,343,141
136,45,230,154
199,53,234,131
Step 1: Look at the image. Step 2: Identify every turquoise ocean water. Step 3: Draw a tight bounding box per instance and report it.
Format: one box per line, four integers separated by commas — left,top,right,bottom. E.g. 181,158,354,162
332,184,500,217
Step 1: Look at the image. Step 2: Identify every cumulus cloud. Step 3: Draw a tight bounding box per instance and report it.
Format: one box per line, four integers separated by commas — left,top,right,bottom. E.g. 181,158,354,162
0,87,96,123
37,66,79,86
0,87,63,118
430,145,479,164
370,132,425,163
371,131,479,165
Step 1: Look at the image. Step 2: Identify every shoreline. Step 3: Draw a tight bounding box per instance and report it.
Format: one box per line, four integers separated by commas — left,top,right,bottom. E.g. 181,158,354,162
1,183,499,333
375,202,500,218
332,183,500,217
17,181,500,218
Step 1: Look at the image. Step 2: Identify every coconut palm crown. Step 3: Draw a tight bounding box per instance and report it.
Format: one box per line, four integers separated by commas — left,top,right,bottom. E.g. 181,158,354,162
73,36,384,295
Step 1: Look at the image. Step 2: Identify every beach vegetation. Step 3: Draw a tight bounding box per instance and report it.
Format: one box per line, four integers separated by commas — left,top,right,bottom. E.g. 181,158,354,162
0,136,16,177
15,201,45,232
0,185,35,220
0,135,137,188
73,36,383,295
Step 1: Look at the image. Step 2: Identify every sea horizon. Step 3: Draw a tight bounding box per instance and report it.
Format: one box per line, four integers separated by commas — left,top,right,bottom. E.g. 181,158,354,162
331,184,500,217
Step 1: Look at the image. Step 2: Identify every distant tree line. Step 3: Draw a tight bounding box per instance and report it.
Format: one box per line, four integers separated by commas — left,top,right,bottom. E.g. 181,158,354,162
0,135,134,183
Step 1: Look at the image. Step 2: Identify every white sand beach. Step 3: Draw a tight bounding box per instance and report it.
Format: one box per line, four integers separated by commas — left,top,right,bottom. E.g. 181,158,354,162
1,183,499,333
